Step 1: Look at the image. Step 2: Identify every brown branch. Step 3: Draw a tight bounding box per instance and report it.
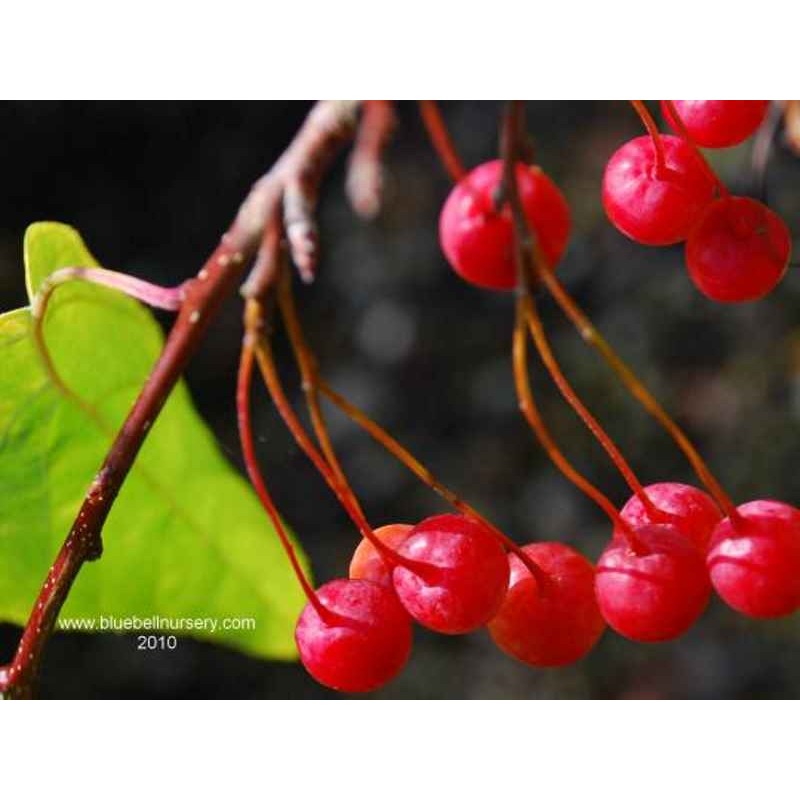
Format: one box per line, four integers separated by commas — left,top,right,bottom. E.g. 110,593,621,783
346,101,396,219
240,100,361,296
0,100,362,700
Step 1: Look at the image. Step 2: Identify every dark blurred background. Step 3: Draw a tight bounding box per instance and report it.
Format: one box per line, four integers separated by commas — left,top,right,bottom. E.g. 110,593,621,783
1,101,800,699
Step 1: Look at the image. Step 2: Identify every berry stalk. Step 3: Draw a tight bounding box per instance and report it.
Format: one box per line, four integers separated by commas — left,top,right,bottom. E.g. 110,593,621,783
277,267,550,586
630,100,668,178
521,281,671,524
276,267,365,521
512,294,642,548
315,378,550,585
247,298,430,576
502,101,644,550
418,101,467,182
500,102,740,523
527,255,740,521
237,330,336,624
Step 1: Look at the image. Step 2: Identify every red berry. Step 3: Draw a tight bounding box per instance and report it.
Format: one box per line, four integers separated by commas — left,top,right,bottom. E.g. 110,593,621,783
595,524,711,642
685,196,791,303
487,542,605,667
602,135,717,245
392,513,510,634
349,523,413,588
620,482,722,552
707,500,800,619
663,101,769,149
439,159,570,290
295,578,412,693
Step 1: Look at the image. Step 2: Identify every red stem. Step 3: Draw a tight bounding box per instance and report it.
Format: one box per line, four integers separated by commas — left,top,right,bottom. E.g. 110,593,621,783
502,102,741,526
237,338,342,625
630,101,668,178
247,299,434,578
276,267,550,587
503,102,644,552
523,292,671,524
418,101,467,182
32,267,187,319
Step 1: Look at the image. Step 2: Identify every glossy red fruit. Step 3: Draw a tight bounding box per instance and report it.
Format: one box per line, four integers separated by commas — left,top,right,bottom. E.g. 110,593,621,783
663,101,769,149
685,196,791,302
488,542,605,667
295,579,412,693
707,500,800,619
595,523,711,642
620,482,722,552
439,159,570,290
349,523,413,588
602,135,717,245
392,513,509,634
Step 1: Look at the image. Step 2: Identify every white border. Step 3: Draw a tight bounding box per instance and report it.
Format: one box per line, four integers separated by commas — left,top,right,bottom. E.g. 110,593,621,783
0,701,794,797
0,2,794,98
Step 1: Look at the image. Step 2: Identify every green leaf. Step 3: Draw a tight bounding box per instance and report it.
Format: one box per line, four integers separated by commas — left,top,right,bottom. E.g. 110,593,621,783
0,222,307,659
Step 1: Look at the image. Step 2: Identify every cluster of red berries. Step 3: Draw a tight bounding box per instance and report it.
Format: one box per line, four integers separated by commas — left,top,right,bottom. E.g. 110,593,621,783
440,101,792,303
296,489,800,692
296,514,601,692
603,100,791,303
288,101,800,694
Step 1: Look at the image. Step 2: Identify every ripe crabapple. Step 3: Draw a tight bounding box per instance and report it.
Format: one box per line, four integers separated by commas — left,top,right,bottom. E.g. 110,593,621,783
392,513,510,634
602,135,716,245
488,542,605,667
595,523,711,642
439,159,570,290
349,523,413,588
620,482,722,552
662,101,770,149
707,500,800,618
295,578,412,693
685,196,791,303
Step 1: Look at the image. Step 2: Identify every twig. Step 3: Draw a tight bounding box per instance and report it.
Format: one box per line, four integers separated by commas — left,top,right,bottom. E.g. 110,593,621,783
240,101,361,295
0,100,363,700
346,101,396,219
